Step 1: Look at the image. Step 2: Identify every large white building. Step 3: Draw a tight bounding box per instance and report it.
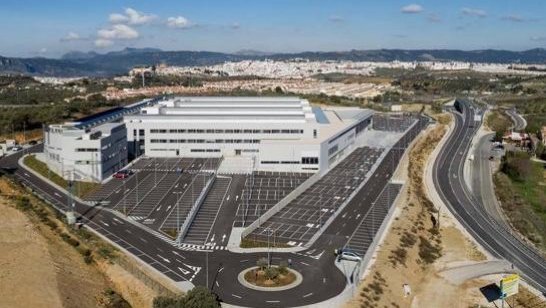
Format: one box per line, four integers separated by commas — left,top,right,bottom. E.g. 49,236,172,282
44,122,128,182
125,96,373,173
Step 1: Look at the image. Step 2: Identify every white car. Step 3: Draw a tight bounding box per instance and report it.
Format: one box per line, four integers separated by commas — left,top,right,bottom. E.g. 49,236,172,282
334,248,362,262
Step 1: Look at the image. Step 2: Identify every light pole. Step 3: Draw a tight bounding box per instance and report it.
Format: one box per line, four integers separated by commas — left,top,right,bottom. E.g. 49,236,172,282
173,191,183,245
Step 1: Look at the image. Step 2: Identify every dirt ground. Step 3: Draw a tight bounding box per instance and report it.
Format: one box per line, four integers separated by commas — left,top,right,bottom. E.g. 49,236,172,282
0,177,161,308
342,118,512,308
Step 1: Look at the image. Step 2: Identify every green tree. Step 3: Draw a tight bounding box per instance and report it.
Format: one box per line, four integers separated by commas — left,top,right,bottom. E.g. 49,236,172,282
153,287,220,308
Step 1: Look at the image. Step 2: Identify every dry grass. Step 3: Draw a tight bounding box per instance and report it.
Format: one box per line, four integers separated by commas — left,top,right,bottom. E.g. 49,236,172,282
0,176,163,308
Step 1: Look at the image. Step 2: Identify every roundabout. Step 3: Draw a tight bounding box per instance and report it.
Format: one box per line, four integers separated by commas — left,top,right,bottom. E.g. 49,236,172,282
238,265,303,292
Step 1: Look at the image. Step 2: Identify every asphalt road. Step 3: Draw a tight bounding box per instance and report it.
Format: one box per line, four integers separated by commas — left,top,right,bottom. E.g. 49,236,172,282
433,99,546,295
0,119,427,307
505,108,527,131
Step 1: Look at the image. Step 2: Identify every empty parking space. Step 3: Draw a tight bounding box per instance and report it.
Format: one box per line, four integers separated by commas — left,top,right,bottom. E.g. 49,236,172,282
345,183,402,257
234,171,311,227
373,113,415,132
247,147,384,245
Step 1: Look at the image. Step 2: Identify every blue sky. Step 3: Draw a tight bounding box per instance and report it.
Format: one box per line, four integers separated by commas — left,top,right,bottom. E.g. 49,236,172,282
1,0,546,58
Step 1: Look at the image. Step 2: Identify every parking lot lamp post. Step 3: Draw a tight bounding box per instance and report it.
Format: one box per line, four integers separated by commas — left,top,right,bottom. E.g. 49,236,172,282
173,191,183,246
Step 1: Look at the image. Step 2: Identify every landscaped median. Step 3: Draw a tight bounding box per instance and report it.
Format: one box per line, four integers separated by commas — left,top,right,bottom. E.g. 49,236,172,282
23,154,99,198
238,258,302,291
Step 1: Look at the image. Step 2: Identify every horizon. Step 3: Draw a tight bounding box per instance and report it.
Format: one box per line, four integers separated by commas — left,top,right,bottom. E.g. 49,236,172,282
6,46,546,61
1,0,546,58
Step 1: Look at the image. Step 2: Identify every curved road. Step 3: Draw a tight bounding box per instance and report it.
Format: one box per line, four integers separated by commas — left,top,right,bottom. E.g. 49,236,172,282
433,99,546,295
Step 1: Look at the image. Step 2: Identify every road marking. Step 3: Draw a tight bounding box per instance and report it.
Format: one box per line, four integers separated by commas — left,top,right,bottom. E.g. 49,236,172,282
124,229,132,234
166,205,171,212
178,267,189,275
300,261,310,266
139,237,148,243
156,205,162,211
303,293,313,298
240,259,249,263
24,173,30,177
231,294,242,299
172,251,186,259
54,192,62,197
112,218,123,224
100,221,109,227
157,254,171,263
215,281,219,287
218,267,224,273
266,300,280,303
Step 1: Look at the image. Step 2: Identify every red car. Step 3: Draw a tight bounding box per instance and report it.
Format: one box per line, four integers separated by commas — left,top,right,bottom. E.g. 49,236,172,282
112,170,133,179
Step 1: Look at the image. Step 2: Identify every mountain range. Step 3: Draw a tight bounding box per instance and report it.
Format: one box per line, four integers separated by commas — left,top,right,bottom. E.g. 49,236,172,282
1,47,546,77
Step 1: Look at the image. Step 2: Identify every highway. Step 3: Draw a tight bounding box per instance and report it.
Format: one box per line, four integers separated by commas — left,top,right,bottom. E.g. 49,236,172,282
0,118,426,307
433,99,546,295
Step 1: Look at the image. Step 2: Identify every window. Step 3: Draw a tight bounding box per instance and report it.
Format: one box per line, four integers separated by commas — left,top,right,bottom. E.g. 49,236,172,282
302,157,319,164
313,129,317,138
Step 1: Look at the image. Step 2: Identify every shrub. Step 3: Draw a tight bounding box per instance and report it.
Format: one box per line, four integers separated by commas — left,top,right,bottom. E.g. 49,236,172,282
265,267,280,280
256,257,268,270
418,236,442,264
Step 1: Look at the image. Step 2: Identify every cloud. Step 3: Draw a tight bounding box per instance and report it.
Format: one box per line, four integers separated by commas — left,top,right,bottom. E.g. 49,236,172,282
61,32,83,42
501,15,528,23
329,15,344,23
401,4,424,14
230,22,240,30
38,48,47,54
530,36,546,42
94,39,114,48
97,24,139,40
427,13,441,23
461,8,487,18
167,16,192,29
109,8,156,25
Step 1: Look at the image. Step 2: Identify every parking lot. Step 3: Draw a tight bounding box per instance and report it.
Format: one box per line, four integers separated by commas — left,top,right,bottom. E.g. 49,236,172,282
373,113,416,132
234,171,311,228
344,183,402,257
84,156,222,240
247,147,384,246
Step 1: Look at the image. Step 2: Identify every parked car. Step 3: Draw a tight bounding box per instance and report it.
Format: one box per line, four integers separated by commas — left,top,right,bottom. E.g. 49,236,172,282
112,169,133,179
28,140,38,145
334,248,362,262
11,146,22,152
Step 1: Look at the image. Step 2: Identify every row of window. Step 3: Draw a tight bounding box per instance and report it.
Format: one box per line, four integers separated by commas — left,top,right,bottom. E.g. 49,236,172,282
149,128,304,135
150,139,261,144
261,161,300,165
75,148,98,152
262,157,319,165
301,157,319,165
190,149,221,153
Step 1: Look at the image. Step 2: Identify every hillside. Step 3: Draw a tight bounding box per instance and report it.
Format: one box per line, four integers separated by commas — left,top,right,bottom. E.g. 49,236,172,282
1,48,546,77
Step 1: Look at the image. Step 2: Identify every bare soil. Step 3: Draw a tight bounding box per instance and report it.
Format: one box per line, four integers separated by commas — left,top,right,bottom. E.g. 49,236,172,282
0,177,161,308
342,118,509,308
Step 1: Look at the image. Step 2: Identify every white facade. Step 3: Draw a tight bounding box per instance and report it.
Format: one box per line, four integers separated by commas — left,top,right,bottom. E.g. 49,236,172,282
125,97,373,173
44,122,128,182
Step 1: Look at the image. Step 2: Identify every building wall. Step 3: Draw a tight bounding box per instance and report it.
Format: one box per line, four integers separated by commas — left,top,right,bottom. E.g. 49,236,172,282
44,124,128,182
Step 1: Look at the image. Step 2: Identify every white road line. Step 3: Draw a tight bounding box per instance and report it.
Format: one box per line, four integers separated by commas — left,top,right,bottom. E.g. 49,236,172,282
231,294,242,299
157,254,171,263
266,300,280,303
303,293,313,298
100,221,109,227
240,259,249,263
300,261,310,266
215,281,219,287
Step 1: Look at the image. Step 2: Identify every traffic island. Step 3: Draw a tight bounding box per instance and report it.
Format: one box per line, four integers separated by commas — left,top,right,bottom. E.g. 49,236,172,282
238,264,303,291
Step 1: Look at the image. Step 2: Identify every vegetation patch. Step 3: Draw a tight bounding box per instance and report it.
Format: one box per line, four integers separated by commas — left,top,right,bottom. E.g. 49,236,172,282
495,151,546,251
243,261,297,288
239,237,292,248
23,154,99,198
153,286,220,308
